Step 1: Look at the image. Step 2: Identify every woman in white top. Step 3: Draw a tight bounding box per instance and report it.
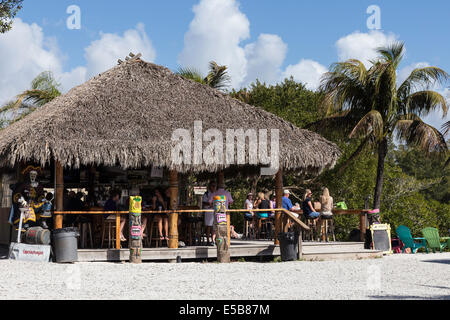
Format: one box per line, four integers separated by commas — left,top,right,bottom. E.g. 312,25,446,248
319,188,333,218
244,193,254,218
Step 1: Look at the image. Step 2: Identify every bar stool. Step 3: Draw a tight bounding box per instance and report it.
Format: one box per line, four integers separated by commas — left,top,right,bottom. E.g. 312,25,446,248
257,218,271,240
244,215,256,240
101,215,117,249
320,215,336,242
303,218,317,241
79,221,94,249
190,216,203,246
184,215,199,246
147,218,162,248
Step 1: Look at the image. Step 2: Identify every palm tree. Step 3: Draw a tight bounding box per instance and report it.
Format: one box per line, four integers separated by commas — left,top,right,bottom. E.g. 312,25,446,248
316,42,448,215
443,121,450,136
177,61,230,91
0,71,61,125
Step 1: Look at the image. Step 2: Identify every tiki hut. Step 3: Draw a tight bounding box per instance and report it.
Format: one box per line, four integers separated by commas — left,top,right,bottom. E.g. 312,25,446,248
0,57,339,173
0,55,340,250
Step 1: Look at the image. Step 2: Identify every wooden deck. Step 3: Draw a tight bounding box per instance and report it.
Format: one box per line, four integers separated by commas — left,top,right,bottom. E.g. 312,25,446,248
77,240,383,262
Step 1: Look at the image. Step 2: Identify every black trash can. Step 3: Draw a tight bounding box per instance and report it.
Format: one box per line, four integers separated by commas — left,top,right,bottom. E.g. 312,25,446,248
278,232,299,261
52,227,79,263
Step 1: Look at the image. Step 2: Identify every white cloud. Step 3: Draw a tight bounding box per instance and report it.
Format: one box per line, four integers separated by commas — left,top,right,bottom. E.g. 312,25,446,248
0,18,63,104
336,30,399,66
178,0,250,88
282,59,328,90
243,34,287,86
0,20,156,104
84,23,156,78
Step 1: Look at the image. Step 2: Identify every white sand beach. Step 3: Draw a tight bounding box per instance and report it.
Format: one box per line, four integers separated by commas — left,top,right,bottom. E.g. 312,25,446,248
0,253,449,300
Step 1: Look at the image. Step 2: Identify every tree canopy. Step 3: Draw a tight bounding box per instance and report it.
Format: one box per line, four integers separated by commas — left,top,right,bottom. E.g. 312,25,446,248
0,0,23,33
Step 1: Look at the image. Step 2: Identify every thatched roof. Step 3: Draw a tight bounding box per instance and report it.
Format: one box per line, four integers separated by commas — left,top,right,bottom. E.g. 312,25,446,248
0,58,340,174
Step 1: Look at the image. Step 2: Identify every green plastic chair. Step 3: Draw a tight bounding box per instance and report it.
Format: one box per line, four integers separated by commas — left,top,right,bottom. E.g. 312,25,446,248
421,227,450,253
396,225,427,254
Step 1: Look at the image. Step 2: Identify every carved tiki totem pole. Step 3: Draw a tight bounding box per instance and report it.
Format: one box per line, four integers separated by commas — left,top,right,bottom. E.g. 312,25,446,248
129,196,143,264
214,195,230,263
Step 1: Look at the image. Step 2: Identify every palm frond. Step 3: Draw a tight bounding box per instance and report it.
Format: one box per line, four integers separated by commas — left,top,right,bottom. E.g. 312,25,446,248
319,60,371,115
305,110,356,135
16,89,60,108
404,90,448,118
205,61,230,90
176,67,206,85
337,135,373,174
377,42,405,68
442,121,450,136
398,67,449,98
350,110,384,140
396,118,448,153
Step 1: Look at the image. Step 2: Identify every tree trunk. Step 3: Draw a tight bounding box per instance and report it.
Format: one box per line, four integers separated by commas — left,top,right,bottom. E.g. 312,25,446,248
372,138,388,223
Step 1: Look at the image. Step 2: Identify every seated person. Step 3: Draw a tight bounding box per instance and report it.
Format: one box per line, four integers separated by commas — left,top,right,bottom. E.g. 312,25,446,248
244,193,254,220
256,192,270,219
302,189,320,220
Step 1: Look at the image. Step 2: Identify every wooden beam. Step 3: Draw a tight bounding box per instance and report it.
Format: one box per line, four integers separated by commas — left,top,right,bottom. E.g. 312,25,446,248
54,161,64,230
274,169,283,245
168,170,179,249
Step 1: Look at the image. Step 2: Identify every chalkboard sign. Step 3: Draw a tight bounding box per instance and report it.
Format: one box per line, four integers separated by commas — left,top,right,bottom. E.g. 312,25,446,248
370,224,392,254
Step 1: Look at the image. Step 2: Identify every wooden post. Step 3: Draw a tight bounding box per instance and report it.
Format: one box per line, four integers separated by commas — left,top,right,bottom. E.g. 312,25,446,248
359,212,366,242
129,196,143,263
168,170,179,249
116,213,121,250
54,161,64,230
274,169,283,245
296,225,303,260
214,195,230,263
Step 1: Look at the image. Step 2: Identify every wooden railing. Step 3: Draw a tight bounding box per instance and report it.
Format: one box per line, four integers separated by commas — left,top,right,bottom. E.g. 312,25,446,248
54,208,369,250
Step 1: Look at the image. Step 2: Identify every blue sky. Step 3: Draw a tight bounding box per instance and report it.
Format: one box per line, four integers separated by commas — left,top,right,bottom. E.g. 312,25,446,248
2,0,449,127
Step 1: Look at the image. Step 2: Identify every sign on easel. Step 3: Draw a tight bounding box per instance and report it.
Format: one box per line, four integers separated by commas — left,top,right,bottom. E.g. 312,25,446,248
370,224,393,254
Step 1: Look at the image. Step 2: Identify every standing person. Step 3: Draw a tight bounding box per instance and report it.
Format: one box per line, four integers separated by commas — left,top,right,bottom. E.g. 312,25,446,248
104,191,127,242
202,181,217,246
152,188,169,241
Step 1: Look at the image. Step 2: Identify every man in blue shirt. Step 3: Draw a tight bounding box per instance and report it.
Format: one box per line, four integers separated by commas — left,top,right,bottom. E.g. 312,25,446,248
282,190,294,211
282,190,300,220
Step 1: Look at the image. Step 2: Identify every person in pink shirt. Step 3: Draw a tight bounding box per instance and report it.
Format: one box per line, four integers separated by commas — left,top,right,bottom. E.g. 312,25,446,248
208,187,234,210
